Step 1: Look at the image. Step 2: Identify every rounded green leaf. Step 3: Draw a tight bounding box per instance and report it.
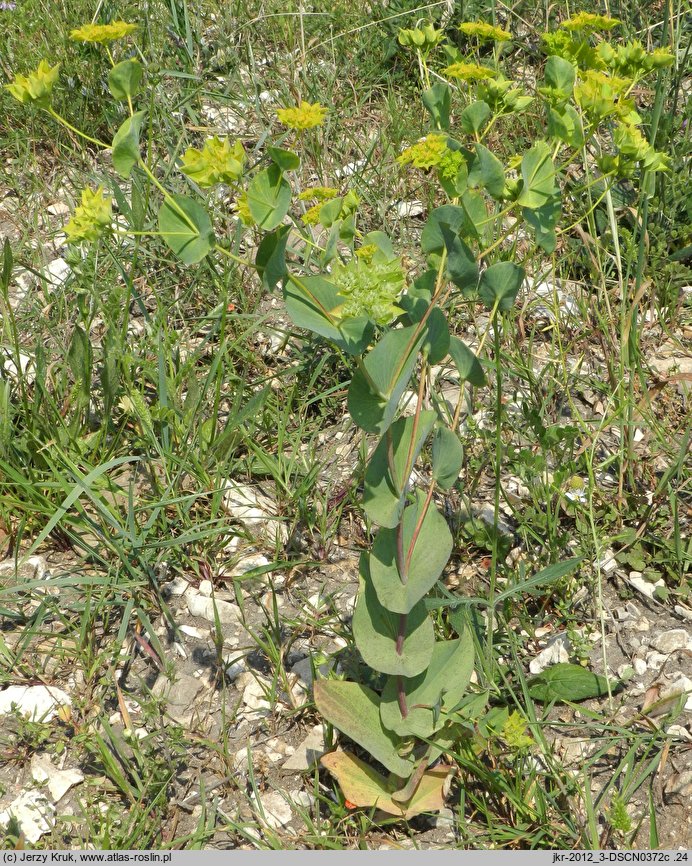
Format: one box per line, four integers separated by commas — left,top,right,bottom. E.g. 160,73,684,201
370,490,453,615
478,261,525,311
380,632,475,738
422,81,451,130
108,59,143,101
468,144,505,199
353,558,434,677
517,141,557,210
423,308,450,364
284,275,342,340
284,275,373,355
439,223,478,294
432,426,463,490
362,230,395,260
247,164,291,229
347,325,424,435
460,101,491,135
460,190,488,241
266,146,300,171
448,336,486,386
314,681,413,776
421,205,467,255
348,370,388,432
158,194,214,264
363,412,437,529
522,196,561,253
547,104,584,147
112,111,145,178
255,225,289,291
544,55,576,97
317,197,343,228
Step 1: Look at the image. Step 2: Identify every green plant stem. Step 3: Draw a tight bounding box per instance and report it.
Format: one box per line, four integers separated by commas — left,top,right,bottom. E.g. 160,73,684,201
214,244,252,268
391,356,432,716
48,109,109,149
405,482,435,576
486,297,503,670
136,160,199,235
396,672,408,718
396,613,408,718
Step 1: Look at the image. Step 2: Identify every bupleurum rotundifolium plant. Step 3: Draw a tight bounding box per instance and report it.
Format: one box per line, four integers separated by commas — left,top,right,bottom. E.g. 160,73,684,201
5,12,672,816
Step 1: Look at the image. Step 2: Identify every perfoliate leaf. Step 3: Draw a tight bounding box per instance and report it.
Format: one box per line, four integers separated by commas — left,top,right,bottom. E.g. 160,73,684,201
547,104,584,147
522,195,561,253
544,55,576,97
112,111,145,177
108,59,143,101
284,275,373,354
247,164,291,229
448,336,486,386
468,144,505,199
432,426,463,489
380,632,475,738
423,307,450,363
370,489,453,615
353,557,434,677
460,101,491,135
517,142,557,209
284,275,341,340
528,663,615,703
266,145,300,171
478,261,525,311
459,190,488,241
348,325,424,434
314,681,413,776
158,194,214,264
399,269,435,323
363,411,437,528
255,225,289,291
421,205,467,255
422,81,451,130
361,230,396,260
439,223,478,294
318,197,343,228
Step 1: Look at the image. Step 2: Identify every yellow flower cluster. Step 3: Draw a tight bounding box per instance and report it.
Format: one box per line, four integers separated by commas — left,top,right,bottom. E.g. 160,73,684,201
443,62,496,82
302,189,359,227
298,186,338,202
276,101,327,130
5,60,59,107
458,22,512,42
560,12,619,33
500,712,534,751
179,137,246,188
355,244,378,263
397,134,450,170
437,148,466,182
301,204,322,225
70,21,138,44
64,186,112,243
234,191,254,226
574,69,631,121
